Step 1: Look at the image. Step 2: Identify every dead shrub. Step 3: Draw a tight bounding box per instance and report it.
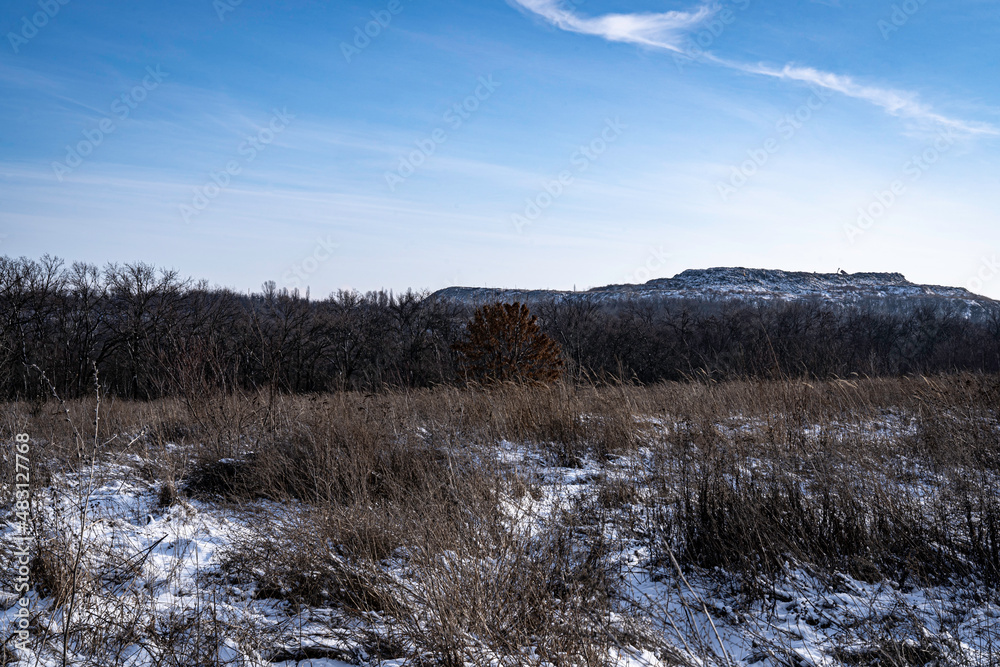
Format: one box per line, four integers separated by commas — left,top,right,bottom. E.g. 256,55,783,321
386,521,641,667
157,479,177,508
220,511,398,613
31,528,81,609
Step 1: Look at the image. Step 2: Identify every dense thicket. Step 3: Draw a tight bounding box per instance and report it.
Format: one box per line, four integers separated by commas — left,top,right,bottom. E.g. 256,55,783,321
2,255,999,399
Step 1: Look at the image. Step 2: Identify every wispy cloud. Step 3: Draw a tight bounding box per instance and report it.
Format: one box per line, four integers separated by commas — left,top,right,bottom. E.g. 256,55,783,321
509,0,715,52
737,61,999,136
511,0,997,137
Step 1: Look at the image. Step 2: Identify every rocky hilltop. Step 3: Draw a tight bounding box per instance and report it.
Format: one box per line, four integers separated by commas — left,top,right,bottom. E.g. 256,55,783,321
433,268,995,315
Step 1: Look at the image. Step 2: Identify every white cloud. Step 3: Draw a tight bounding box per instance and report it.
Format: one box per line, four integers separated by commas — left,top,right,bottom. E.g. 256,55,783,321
509,0,715,52
511,1,998,137
739,62,999,136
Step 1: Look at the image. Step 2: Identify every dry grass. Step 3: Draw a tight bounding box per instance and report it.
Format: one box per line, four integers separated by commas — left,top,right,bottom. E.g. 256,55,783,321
2,374,999,665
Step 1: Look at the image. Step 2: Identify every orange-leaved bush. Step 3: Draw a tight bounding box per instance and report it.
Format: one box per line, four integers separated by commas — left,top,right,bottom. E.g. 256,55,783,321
454,302,564,385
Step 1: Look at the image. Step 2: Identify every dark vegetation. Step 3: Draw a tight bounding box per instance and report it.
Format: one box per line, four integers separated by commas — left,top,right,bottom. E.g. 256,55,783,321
2,255,1000,400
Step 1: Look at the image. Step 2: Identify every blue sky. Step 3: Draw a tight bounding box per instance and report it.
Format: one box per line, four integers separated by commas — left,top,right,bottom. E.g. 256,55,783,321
1,0,998,296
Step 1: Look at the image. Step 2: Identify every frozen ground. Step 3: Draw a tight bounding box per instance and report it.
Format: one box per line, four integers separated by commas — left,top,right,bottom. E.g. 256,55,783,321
3,423,1000,666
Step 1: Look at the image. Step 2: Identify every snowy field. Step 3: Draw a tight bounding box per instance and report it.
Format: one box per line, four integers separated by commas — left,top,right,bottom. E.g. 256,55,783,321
2,380,1000,666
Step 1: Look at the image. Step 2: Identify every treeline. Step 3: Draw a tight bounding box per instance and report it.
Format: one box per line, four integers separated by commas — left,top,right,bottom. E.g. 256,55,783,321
536,296,1000,383
2,255,1000,399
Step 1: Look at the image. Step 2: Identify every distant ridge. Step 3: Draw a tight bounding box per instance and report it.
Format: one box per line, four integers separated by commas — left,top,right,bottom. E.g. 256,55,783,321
432,267,996,316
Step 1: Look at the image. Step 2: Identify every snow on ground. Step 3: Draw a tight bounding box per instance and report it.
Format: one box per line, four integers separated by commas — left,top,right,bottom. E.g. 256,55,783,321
2,425,999,666
497,438,1000,666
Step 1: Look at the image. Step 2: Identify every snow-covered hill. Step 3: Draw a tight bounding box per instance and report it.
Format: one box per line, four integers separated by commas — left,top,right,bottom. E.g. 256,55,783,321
432,268,996,315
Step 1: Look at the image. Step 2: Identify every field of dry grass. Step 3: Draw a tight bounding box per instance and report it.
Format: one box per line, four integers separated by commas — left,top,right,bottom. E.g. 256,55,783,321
2,375,1000,665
